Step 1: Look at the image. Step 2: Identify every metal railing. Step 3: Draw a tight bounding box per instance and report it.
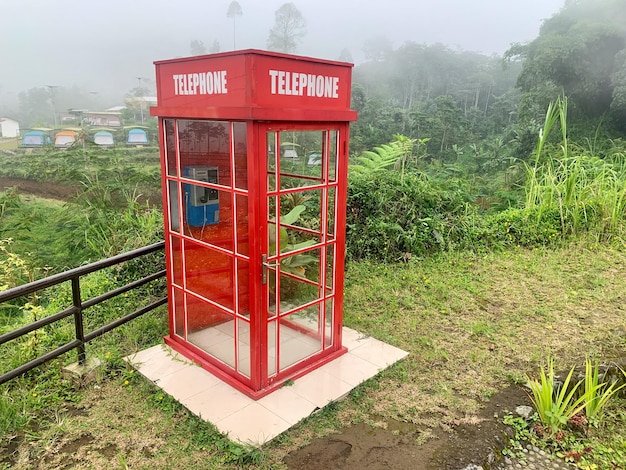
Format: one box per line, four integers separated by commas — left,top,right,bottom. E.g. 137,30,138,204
0,241,167,386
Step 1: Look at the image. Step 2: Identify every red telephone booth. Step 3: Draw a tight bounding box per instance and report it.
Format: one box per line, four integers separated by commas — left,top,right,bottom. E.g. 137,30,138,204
151,50,357,399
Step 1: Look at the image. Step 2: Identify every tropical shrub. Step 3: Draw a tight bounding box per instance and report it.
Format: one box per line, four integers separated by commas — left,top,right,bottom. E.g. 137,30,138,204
346,169,474,261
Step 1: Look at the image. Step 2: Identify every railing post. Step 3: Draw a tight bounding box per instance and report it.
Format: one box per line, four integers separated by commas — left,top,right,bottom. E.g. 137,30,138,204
71,276,86,365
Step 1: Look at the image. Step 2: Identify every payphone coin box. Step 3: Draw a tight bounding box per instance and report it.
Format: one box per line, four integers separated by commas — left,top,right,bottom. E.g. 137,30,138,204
184,166,219,227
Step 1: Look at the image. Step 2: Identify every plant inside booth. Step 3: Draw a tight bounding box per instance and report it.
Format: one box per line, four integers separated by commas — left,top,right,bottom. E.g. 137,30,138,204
268,205,318,301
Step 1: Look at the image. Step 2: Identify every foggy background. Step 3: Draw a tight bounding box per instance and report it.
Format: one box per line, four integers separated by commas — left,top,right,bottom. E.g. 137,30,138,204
1,0,564,108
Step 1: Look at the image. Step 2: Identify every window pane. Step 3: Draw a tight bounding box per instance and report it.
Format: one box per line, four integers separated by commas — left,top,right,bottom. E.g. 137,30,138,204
236,258,250,317
184,239,234,311
279,305,323,370
278,130,324,189
324,299,334,348
168,180,180,233
171,235,183,287
327,186,336,239
165,119,177,176
186,299,235,369
279,247,322,311
329,130,338,182
183,188,233,252
178,120,231,188
234,122,248,190
237,317,251,377
235,193,249,256
173,286,184,338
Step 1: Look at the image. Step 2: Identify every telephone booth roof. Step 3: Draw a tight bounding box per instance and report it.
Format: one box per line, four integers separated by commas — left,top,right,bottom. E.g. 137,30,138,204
151,49,357,122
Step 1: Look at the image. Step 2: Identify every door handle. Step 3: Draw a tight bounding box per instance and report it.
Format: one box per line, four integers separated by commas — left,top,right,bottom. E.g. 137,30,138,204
262,254,277,284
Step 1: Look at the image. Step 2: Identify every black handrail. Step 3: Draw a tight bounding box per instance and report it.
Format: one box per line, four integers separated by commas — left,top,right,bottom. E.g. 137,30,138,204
0,241,167,386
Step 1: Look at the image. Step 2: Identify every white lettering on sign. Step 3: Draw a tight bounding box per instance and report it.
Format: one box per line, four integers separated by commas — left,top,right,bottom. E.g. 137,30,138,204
172,71,228,96
268,70,339,98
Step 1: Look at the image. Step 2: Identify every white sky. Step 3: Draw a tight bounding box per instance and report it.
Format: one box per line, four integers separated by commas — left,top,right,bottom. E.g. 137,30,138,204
0,0,564,105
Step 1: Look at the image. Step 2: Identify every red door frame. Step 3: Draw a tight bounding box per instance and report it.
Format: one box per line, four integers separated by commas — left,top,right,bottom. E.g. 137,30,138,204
158,117,351,399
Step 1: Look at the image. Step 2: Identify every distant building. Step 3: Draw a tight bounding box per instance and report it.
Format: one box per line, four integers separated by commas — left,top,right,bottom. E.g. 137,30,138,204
83,111,122,127
0,117,20,138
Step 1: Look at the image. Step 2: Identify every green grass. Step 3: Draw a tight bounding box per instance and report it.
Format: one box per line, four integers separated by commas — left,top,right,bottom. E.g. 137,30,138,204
0,139,19,151
2,241,625,469
0,146,161,201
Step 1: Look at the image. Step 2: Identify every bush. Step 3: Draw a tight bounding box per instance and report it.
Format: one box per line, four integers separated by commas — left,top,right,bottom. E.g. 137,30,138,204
346,170,475,261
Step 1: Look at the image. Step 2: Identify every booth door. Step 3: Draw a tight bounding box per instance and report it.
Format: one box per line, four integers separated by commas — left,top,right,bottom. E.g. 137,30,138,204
261,127,342,382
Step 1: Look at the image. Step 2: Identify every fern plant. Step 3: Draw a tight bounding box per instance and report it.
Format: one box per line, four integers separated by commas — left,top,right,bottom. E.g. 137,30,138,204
351,135,414,179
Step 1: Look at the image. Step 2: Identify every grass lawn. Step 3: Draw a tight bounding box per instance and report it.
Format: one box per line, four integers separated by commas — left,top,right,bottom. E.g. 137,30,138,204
1,242,625,469
0,139,19,151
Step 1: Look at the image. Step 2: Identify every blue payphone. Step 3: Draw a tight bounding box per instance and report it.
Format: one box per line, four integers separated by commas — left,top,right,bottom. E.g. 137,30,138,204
184,166,219,227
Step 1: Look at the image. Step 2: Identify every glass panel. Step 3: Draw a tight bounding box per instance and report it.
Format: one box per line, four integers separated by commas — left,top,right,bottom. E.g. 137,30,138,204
237,317,251,377
267,318,277,376
327,186,336,240
268,173,277,194
171,235,183,287
183,188,233,252
278,130,324,183
236,258,250,317
173,286,184,338
279,248,322,311
325,244,335,294
186,298,235,369
279,306,323,370
165,119,177,176
267,264,278,318
329,130,338,182
235,193,249,257
233,122,248,190
267,195,279,257
168,180,180,233
178,120,231,188
184,239,234,311
267,131,277,191
279,189,323,253
324,299,334,348
185,292,232,334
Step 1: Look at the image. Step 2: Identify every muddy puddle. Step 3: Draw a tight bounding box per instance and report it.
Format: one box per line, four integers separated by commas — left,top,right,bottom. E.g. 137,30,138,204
284,385,527,470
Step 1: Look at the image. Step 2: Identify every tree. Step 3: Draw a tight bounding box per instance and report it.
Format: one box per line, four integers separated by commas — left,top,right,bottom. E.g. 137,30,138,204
506,0,626,127
338,48,353,63
209,40,221,54
190,40,206,56
362,36,393,62
267,3,306,53
18,87,55,127
226,1,243,50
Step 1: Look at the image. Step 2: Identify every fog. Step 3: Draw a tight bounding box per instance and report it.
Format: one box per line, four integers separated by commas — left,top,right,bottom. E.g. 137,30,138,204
1,0,564,107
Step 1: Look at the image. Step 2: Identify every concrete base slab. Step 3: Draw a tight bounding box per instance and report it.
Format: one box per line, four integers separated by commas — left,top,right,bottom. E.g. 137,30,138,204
125,327,408,446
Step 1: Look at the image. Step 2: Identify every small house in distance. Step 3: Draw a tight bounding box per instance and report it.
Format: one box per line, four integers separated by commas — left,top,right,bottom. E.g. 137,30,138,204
83,111,122,127
0,117,20,138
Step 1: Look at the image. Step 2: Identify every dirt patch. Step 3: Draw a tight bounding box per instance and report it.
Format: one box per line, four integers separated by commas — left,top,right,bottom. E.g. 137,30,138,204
284,385,528,470
0,177,80,202
0,176,162,207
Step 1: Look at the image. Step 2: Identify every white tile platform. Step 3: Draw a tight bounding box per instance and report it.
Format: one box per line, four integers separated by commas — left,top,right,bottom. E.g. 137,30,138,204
125,327,408,446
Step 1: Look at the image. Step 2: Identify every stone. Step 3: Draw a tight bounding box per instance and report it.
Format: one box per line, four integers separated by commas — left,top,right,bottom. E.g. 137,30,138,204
515,405,534,419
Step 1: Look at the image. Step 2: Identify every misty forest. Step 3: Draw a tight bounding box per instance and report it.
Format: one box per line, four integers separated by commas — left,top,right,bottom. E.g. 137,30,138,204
2,0,626,469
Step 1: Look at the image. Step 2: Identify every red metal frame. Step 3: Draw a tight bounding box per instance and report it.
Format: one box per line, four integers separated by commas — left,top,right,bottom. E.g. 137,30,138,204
152,50,356,399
